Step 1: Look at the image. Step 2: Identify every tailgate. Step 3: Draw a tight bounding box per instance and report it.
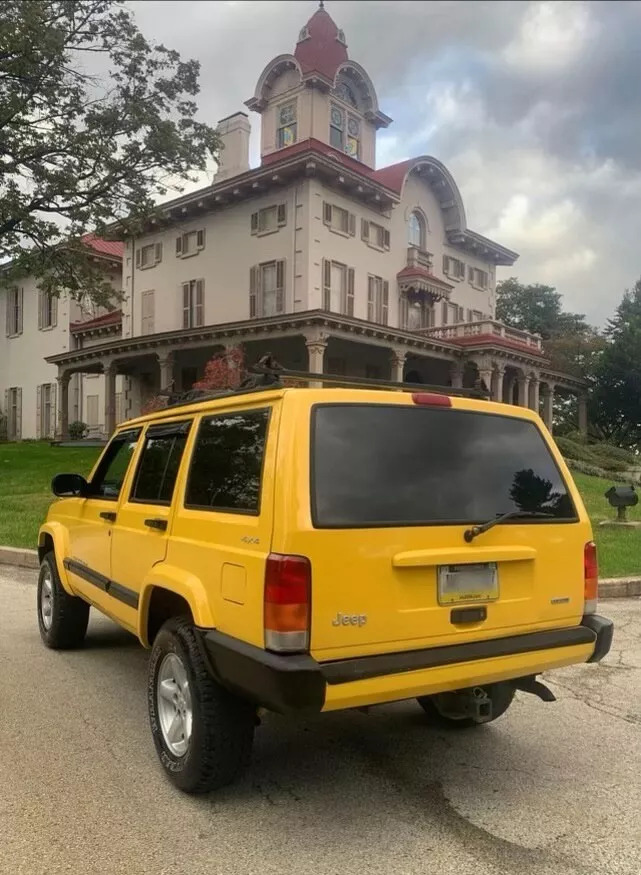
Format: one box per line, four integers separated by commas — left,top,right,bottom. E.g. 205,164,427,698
291,399,591,660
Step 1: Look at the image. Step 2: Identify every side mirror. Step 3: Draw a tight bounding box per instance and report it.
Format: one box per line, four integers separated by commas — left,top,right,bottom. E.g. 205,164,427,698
51,473,88,498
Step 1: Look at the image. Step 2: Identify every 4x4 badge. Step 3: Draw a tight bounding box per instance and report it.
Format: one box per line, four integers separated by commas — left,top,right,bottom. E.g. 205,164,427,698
332,613,367,627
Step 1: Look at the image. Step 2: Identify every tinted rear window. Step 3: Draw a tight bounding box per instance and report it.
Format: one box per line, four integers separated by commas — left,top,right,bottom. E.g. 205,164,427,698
312,404,576,528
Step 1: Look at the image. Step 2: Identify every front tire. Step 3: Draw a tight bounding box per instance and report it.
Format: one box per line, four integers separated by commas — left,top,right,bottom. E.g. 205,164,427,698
417,682,515,729
37,552,90,649
148,617,255,794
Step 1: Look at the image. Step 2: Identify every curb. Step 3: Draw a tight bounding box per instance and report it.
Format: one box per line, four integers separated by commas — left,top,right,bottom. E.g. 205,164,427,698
0,546,39,570
0,545,639,599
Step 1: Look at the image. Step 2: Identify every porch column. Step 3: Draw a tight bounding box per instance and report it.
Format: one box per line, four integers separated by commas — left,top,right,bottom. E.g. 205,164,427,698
492,367,505,403
517,375,530,408
505,375,517,405
478,366,493,396
541,384,555,431
104,362,117,437
450,361,464,389
578,393,588,436
157,351,175,392
304,330,329,386
529,375,540,413
389,348,407,383
56,371,71,439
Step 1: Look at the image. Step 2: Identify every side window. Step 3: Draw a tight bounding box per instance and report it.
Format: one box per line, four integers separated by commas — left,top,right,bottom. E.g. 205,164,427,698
185,409,270,514
130,421,192,505
88,429,141,499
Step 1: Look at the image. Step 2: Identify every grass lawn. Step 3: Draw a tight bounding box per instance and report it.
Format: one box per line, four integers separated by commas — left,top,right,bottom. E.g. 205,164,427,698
0,442,101,549
0,443,638,579
571,471,641,578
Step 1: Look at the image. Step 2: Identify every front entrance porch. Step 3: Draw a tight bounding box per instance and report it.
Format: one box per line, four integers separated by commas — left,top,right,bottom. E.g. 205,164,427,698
47,311,588,439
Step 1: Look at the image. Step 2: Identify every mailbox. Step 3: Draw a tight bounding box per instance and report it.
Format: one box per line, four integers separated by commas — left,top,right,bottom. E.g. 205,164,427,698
604,485,638,522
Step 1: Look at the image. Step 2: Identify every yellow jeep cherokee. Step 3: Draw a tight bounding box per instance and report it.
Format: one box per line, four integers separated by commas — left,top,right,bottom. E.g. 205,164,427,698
37,370,613,794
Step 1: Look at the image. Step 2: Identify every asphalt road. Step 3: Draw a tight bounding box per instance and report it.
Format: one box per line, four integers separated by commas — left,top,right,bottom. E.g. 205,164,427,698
1,566,639,875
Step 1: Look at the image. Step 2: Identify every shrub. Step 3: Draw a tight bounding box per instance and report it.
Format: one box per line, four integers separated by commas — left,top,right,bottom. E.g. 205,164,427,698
68,421,88,440
589,443,638,466
555,437,598,463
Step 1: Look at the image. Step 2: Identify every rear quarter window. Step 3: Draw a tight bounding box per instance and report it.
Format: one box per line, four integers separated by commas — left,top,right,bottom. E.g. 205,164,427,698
184,409,271,514
311,404,577,528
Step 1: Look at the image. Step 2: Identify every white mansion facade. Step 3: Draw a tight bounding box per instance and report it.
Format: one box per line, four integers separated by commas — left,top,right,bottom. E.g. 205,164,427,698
0,4,586,440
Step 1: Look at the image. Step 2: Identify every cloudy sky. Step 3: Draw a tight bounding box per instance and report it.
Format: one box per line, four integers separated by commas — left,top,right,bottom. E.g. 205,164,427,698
130,0,641,327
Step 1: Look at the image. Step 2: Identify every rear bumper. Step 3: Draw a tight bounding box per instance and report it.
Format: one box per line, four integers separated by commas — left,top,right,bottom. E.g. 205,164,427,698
198,614,613,715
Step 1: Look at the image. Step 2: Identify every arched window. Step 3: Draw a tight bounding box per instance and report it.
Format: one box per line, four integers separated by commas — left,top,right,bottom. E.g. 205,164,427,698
408,211,426,249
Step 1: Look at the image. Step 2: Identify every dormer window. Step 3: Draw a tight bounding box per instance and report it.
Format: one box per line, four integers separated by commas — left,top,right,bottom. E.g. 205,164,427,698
337,80,357,107
337,28,347,45
277,101,297,149
330,103,360,158
298,25,310,41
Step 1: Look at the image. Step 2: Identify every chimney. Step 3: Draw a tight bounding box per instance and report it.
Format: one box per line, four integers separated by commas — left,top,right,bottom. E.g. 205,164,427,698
215,112,251,182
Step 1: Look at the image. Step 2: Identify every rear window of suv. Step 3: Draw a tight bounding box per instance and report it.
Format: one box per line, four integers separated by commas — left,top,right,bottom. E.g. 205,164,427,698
311,404,577,528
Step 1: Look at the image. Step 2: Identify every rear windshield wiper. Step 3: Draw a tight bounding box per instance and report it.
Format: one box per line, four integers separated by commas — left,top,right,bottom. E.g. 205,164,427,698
464,510,554,543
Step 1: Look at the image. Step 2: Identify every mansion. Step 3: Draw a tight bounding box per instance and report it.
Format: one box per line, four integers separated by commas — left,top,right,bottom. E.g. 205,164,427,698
0,4,586,441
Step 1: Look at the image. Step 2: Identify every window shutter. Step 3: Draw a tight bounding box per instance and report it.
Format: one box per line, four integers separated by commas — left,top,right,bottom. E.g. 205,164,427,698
18,288,23,334
467,308,473,322
383,229,391,250
323,202,332,226
277,203,287,226
458,260,465,279
3,390,8,434
249,266,260,318
5,293,11,336
51,381,57,438
442,302,448,324
142,290,155,334
16,388,22,439
275,260,285,314
428,305,435,328
196,229,205,250
182,282,191,328
322,259,331,311
468,266,474,283
348,213,356,237
399,294,408,330
135,249,142,268
176,236,183,256
346,268,355,317
37,291,43,330
361,219,370,241
36,385,42,439
154,242,163,264
195,280,204,326
381,281,389,325
250,212,259,234
51,294,58,328
442,255,449,274
367,277,375,321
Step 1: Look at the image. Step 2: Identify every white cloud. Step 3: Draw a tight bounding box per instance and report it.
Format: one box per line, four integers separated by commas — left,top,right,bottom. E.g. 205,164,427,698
503,1,597,73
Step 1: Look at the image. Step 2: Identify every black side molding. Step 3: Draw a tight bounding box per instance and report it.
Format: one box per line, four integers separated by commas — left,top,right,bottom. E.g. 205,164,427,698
320,624,598,685
63,558,139,609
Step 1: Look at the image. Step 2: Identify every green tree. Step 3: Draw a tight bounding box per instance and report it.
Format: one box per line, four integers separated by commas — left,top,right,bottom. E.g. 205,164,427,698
0,0,219,305
495,278,588,340
590,279,641,449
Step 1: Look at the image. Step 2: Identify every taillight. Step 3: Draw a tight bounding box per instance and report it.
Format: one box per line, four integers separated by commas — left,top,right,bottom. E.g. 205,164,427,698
584,540,598,614
264,553,311,653
411,393,452,407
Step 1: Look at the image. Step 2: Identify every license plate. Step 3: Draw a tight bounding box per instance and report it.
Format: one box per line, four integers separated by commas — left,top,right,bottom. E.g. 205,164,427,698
437,563,499,605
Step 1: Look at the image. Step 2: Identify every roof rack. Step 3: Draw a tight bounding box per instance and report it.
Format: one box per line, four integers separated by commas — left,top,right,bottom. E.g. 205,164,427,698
250,365,489,399
155,356,489,412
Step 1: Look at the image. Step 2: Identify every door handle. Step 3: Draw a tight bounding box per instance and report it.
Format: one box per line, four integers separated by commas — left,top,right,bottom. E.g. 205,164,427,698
100,511,117,522
144,518,168,532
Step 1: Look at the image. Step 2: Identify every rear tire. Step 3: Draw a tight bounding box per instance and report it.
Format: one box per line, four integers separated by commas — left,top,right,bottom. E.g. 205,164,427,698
37,552,90,649
417,682,515,729
148,617,255,794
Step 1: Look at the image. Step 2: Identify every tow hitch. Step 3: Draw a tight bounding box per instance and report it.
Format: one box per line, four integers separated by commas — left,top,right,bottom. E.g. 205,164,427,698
515,676,556,702
433,687,494,723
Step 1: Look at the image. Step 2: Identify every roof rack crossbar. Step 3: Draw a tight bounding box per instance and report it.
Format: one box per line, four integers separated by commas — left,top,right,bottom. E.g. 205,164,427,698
250,366,489,399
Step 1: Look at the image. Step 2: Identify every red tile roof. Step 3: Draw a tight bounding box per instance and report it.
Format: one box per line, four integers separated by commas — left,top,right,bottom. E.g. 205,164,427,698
81,234,124,260
294,7,348,81
397,266,454,290
372,159,419,194
70,309,122,334
450,334,547,358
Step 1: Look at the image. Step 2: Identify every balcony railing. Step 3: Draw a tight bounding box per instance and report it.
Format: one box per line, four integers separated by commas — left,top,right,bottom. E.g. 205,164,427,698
418,319,543,351
406,246,433,271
